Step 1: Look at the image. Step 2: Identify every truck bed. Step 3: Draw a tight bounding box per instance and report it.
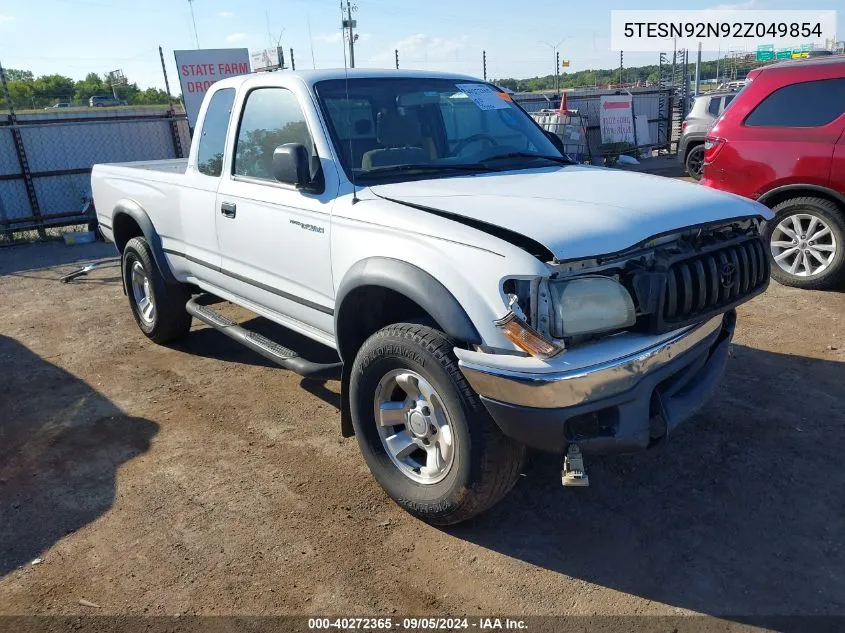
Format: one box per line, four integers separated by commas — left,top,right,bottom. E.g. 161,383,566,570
91,159,194,260
103,158,189,174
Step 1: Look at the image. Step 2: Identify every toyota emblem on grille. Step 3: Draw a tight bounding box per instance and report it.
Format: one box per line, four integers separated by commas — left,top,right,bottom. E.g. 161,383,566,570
720,263,737,289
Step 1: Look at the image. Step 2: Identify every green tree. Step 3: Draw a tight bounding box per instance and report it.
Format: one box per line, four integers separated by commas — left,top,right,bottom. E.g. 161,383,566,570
32,74,75,105
73,72,111,104
129,87,171,105
5,68,34,82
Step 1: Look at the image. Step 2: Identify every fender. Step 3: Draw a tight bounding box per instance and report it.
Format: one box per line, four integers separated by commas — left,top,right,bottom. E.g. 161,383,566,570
334,257,482,357
757,184,845,208
334,257,483,438
112,200,178,284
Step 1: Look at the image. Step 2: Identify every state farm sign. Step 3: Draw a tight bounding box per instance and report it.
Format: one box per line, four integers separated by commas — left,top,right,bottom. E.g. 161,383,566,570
174,48,250,128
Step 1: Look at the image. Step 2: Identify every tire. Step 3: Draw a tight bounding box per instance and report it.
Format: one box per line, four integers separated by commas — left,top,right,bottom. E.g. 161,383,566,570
764,197,845,290
685,144,705,180
122,236,192,343
350,323,525,525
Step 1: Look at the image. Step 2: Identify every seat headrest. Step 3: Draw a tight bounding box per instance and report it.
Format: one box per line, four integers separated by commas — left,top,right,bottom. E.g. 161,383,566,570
377,110,422,147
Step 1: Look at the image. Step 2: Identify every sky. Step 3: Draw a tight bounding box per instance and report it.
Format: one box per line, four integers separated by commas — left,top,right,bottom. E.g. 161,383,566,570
0,0,842,92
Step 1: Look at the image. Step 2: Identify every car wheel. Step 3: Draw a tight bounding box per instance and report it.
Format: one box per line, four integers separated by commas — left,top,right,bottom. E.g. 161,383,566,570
765,197,844,290
350,323,525,525
685,144,705,180
122,236,193,343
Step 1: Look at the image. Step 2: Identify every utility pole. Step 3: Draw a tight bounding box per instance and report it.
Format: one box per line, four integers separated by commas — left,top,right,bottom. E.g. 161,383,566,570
187,0,200,48
555,51,560,93
619,51,623,86
694,42,701,95
290,48,295,71
483,50,487,81
541,39,565,95
395,49,399,69
343,1,358,68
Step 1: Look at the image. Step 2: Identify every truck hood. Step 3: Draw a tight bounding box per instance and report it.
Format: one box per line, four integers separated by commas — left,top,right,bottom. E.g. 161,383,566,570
369,165,769,261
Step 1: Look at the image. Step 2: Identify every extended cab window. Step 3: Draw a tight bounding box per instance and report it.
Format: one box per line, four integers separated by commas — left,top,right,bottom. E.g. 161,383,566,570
745,78,845,127
196,88,235,177
233,88,314,180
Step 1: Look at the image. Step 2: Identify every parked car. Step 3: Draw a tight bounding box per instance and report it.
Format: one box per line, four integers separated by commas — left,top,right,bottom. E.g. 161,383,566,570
717,80,747,91
702,56,845,289
89,95,121,107
44,102,71,109
92,69,770,524
678,92,737,179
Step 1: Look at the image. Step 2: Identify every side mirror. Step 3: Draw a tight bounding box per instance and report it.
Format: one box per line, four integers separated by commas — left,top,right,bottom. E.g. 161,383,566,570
544,130,567,155
273,143,310,187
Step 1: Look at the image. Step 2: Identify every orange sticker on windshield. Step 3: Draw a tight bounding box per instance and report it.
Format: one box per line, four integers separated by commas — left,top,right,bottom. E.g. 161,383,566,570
497,92,513,101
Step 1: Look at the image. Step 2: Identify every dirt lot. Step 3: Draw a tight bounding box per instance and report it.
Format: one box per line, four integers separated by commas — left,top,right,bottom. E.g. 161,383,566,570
1,239,843,628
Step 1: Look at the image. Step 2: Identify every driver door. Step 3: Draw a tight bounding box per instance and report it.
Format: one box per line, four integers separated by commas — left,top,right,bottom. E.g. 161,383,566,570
214,87,335,334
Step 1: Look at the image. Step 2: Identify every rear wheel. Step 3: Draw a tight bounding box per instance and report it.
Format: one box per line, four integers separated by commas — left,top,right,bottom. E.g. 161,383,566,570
122,237,193,343
685,144,705,180
765,197,844,290
350,323,525,525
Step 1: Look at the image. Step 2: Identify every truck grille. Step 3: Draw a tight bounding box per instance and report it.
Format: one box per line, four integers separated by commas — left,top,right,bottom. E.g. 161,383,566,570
660,236,769,328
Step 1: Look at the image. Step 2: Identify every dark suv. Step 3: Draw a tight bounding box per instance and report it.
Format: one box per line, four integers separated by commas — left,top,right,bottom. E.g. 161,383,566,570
702,57,845,289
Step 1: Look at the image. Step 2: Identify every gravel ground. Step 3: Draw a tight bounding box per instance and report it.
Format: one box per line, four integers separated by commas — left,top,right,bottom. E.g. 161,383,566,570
0,240,843,630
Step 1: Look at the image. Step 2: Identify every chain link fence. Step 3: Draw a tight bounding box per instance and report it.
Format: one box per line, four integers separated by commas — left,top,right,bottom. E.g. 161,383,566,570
0,108,190,237
514,87,675,161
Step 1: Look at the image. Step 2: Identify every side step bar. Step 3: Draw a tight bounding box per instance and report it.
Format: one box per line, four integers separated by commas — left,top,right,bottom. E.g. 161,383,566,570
185,296,342,381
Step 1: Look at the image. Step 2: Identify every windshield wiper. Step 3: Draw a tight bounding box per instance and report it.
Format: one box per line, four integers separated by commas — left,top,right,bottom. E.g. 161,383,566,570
481,152,575,165
359,163,497,176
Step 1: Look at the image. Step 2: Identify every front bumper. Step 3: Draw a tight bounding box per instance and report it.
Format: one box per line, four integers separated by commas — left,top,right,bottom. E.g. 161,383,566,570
458,312,735,454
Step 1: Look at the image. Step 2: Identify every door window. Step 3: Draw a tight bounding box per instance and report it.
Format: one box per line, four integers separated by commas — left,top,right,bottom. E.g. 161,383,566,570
745,78,845,127
233,88,314,181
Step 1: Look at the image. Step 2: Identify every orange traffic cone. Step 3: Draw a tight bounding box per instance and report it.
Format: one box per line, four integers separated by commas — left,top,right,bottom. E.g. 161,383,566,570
558,91,568,113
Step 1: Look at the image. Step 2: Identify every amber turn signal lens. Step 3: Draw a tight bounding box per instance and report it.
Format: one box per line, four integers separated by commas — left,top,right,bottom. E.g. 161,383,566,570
495,312,563,360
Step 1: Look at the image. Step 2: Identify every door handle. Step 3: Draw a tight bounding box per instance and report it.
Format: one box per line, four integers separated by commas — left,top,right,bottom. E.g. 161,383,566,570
220,202,237,219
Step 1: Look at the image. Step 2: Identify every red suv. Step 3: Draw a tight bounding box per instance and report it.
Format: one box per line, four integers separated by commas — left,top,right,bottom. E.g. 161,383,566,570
702,57,845,289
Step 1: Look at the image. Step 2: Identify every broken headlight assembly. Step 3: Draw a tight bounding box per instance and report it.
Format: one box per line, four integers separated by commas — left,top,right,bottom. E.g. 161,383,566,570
497,275,636,359
547,276,636,338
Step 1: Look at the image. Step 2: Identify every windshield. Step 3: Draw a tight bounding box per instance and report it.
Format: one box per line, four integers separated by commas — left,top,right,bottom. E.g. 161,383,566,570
314,78,563,182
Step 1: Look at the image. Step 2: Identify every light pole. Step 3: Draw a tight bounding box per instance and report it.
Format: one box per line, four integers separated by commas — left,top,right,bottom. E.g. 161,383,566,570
541,38,566,94
187,0,200,49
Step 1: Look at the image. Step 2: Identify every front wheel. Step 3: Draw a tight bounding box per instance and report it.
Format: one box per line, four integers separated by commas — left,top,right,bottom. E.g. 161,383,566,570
350,323,525,525
685,144,705,180
765,197,844,290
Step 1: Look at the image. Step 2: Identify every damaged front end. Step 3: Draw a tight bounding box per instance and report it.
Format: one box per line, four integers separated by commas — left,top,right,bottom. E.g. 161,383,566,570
500,218,770,351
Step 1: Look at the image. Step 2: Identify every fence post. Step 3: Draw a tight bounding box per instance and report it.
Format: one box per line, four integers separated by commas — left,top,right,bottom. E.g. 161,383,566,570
0,59,45,238
159,46,184,159
630,94,639,153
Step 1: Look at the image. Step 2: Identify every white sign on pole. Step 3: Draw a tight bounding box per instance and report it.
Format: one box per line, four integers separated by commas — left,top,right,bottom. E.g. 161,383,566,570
599,95,635,145
174,48,250,128
251,48,280,71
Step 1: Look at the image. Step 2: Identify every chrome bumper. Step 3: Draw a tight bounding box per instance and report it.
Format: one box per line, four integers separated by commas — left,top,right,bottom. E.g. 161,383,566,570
458,315,725,409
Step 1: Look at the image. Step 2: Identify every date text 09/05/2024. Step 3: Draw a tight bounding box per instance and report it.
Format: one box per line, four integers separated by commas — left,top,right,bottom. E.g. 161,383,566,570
307,617,528,630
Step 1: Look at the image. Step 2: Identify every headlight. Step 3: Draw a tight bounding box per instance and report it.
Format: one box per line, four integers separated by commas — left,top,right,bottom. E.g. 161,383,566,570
549,276,636,338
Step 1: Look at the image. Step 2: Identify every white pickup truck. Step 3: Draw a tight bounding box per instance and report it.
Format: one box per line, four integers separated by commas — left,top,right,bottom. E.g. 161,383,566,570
92,69,771,524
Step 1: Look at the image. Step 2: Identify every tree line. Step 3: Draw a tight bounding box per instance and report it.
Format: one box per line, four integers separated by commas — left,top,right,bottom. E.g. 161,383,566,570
0,69,173,110
494,58,757,92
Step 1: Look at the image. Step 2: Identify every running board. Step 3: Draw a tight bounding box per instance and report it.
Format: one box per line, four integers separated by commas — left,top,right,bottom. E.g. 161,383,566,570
185,296,342,381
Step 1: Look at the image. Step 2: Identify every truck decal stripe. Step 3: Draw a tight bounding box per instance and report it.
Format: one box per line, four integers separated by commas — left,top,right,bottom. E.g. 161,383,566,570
163,248,335,316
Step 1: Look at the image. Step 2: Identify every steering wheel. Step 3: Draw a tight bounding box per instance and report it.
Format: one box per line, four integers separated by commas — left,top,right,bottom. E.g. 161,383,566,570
452,133,499,157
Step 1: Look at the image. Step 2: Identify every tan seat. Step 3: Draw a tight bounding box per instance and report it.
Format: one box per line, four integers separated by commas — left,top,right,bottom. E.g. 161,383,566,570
361,110,429,170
